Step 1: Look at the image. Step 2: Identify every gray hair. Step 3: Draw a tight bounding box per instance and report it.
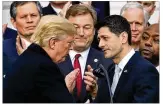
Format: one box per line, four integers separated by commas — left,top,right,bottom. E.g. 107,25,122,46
10,1,42,20
120,2,149,25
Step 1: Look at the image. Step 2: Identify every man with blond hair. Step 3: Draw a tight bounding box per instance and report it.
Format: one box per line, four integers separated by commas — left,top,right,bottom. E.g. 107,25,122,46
4,15,78,103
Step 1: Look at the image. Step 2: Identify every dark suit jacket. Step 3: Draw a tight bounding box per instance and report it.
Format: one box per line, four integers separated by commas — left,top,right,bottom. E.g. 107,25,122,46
57,47,113,103
3,27,17,40
42,4,57,16
94,52,159,103
3,53,11,79
3,38,19,64
3,43,75,103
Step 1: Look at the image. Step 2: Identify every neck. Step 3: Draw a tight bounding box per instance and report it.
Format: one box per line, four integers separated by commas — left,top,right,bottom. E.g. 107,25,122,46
18,34,31,42
113,45,132,64
73,46,89,53
148,57,159,67
50,2,66,9
131,42,140,51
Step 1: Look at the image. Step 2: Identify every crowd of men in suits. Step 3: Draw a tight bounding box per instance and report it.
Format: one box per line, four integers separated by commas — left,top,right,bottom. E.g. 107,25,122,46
3,1,159,103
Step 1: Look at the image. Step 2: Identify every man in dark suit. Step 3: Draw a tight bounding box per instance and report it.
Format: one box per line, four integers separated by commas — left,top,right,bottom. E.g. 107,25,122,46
3,1,42,64
139,23,159,72
93,15,159,103
57,5,113,103
42,1,68,16
3,24,17,40
3,15,78,103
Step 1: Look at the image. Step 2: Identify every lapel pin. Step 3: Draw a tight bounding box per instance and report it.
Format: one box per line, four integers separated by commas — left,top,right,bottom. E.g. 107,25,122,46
124,70,128,73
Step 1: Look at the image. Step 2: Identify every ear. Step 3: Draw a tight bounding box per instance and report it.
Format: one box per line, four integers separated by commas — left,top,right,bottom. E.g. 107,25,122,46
120,32,128,44
49,38,56,50
10,18,17,29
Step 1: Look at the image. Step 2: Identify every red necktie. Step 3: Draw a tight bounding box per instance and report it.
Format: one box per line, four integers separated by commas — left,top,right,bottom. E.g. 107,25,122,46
74,54,82,97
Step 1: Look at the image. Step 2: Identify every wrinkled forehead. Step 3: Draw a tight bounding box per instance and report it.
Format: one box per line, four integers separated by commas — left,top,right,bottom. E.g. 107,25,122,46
144,24,159,35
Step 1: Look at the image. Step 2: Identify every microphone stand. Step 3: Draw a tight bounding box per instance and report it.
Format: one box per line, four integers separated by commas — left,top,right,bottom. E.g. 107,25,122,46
98,64,113,103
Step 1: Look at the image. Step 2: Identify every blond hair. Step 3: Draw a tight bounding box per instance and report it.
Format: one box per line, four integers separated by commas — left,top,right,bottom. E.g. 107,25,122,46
30,15,76,47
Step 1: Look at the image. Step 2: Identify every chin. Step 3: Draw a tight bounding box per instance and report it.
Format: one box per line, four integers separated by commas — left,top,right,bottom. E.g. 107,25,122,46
142,54,151,60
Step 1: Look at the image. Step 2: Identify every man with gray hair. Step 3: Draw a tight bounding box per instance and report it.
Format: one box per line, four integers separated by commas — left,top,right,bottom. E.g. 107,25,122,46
120,2,149,51
3,1,42,64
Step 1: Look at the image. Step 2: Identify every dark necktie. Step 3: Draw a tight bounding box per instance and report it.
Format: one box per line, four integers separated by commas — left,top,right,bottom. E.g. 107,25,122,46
74,54,82,97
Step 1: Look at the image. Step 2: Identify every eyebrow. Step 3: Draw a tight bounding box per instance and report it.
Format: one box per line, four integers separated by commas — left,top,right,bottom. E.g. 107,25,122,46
144,32,159,36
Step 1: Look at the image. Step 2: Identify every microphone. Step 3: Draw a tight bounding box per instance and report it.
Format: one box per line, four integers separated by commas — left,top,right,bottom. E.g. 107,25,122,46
93,59,105,78
93,59,113,103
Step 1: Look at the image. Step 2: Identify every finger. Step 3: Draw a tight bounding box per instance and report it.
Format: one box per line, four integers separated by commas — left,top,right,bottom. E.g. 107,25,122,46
2,24,8,34
84,72,96,81
84,80,93,86
87,65,93,72
83,76,97,88
68,69,79,80
83,75,94,83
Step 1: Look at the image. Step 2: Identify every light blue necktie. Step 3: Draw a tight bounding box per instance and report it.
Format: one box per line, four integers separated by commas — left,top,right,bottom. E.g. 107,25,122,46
111,65,121,95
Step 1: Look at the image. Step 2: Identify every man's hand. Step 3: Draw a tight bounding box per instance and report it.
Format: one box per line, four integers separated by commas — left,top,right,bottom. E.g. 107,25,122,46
16,36,26,55
65,69,79,93
83,65,98,98
2,24,8,35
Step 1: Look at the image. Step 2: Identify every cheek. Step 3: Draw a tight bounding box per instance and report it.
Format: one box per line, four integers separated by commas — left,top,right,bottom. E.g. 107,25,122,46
34,17,41,24
63,45,69,53
138,28,144,34
153,45,159,55
85,29,94,36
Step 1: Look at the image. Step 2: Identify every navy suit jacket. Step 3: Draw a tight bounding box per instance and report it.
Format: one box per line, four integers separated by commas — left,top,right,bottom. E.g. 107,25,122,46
3,27,17,40
57,47,113,103
42,4,57,16
3,38,18,64
94,52,159,103
3,43,75,103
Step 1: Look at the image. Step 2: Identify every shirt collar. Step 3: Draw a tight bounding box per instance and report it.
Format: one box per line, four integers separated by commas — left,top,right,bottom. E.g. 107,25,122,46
69,47,90,60
118,48,135,71
20,37,31,48
50,4,61,15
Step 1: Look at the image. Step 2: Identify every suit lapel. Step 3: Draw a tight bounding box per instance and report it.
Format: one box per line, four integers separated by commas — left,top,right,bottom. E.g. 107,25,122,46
57,55,74,76
113,52,140,98
79,48,95,102
47,4,57,15
79,48,100,102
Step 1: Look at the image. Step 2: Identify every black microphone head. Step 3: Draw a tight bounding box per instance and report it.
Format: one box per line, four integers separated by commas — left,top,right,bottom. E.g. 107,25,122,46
93,67,105,78
93,58,104,78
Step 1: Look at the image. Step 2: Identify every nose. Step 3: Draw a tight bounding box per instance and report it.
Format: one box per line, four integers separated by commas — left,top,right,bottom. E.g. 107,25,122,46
145,39,152,47
98,40,105,49
77,28,84,37
26,16,33,23
131,23,137,31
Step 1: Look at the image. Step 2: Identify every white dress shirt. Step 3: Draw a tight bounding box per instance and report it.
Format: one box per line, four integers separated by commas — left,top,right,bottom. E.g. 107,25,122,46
20,37,31,49
50,4,62,15
111,49,135,95
69,47,90,79
117,48,135,76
